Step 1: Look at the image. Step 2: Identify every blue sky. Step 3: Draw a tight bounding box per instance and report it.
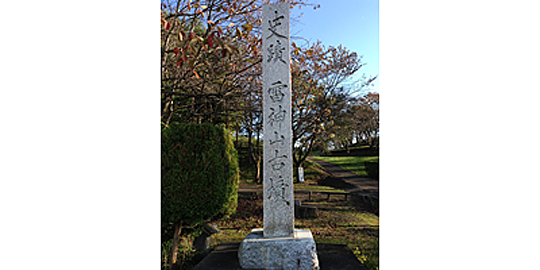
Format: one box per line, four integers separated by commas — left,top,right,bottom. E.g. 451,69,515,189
291,0,379,93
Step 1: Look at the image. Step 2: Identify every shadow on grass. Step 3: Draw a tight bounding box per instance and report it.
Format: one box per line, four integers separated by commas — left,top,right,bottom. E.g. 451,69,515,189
317,176,357,190
346,226,379,237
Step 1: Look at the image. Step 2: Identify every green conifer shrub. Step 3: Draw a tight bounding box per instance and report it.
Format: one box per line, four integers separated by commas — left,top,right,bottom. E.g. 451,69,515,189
161,123,239,267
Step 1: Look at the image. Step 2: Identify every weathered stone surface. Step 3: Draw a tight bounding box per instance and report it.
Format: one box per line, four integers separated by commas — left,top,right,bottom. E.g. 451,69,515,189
193,234,210,253
238,4,319,269
262,2,294,238
238,229,319,270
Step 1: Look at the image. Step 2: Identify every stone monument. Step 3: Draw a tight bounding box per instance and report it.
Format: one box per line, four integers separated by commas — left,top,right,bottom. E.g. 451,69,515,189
238,3,319,270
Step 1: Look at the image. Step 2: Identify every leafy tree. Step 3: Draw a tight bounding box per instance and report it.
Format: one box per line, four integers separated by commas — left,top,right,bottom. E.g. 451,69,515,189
160,0,377,188
161,1,312,183
326,92,379,151
354,92,379,149
290,41,377,169
161,0,310,127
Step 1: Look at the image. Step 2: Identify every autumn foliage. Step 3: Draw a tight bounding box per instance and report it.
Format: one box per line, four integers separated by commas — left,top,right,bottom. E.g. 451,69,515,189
290,41,378,167
161,0,308,126
161,0,378,174
161,1,378,268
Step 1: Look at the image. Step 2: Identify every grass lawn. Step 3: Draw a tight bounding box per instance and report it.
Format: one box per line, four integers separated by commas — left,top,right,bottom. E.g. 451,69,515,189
211,192,379,270
211,155,379,270
294,184,348,193
165,142,379,270
311,155,379,178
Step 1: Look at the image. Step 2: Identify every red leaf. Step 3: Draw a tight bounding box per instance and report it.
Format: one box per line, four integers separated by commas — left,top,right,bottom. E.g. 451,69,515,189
173,47,179,55
176,60,182,66
163,20,171,30
193,70,200,79
208,33,214,48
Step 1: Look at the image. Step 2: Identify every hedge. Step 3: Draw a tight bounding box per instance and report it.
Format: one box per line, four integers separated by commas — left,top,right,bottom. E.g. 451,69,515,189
161,123,239,235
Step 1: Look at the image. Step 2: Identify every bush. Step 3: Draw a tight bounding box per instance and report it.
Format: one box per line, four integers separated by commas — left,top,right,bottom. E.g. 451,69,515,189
162,123,239,229
161,123,239,267
364,161,379,180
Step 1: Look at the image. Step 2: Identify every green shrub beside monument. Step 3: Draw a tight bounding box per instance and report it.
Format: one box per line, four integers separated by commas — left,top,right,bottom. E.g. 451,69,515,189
161,123,239,268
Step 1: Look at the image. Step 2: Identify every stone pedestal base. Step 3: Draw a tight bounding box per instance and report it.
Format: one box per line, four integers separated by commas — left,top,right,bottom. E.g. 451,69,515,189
238,229,319,270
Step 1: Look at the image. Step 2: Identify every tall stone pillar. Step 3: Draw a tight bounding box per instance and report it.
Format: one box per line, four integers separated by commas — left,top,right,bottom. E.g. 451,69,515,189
262,1,294,238
238,4,319,270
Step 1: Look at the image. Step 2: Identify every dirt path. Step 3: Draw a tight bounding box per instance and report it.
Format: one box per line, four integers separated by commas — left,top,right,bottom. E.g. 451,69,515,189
307,157,379,199
239,157,378,199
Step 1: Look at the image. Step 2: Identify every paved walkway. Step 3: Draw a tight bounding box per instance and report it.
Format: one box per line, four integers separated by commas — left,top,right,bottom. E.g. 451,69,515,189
307,157,379,199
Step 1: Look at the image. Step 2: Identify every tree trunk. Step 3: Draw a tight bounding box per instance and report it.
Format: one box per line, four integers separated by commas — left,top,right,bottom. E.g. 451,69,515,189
259,159,263,184
169,223,182,270
190,97,195,123
255,126,261,183
256,127,260,153
247,129,253,165
235,126,239,148
255,160,261,184
295,137,316,172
